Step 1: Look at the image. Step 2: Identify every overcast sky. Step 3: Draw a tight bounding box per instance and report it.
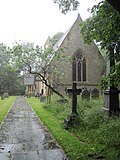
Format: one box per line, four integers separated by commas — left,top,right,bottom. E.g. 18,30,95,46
0,0,100,47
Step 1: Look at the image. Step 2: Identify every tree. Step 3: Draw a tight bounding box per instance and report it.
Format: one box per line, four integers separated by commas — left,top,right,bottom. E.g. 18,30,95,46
53,0,120,14
80,0,120,88
11,41,66,99
53,0,79,14
0,43,25,95
0,43,11,66
0,43,12,95
80,0,120,115
51,32,64,46
107,0,120,13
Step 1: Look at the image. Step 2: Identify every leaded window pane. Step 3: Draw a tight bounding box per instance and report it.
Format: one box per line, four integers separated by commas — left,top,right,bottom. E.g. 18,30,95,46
72,61,76,81
82,58,86,81
78,62,81,81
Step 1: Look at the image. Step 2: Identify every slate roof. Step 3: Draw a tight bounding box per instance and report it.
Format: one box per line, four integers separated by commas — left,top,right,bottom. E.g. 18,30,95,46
24,76,35,85
53,26,72,52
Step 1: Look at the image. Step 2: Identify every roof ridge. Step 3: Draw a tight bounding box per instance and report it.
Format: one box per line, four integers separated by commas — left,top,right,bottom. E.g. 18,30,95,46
53,14,82,51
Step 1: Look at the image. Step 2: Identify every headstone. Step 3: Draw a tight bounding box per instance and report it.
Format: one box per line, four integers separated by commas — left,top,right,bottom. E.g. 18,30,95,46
91,88,99,99
3,93,9,98
65,88,72,97
81,89,90,100
104,88,120,115
104,89,109,111
40,96,46,102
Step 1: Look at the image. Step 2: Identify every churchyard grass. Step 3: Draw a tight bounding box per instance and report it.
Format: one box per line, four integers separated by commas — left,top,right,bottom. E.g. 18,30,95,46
28,96,120,160
0,96,17,124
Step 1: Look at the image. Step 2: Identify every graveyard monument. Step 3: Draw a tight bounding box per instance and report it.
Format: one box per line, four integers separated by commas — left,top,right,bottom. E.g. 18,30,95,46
64,83,81,129
81,89,90,100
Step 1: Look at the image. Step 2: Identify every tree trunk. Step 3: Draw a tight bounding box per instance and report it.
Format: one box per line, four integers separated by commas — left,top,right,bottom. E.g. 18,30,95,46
108,45,120,115
29,68,65,99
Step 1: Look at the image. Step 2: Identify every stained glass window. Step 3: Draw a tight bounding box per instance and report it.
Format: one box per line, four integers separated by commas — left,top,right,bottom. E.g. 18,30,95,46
72,49,87,82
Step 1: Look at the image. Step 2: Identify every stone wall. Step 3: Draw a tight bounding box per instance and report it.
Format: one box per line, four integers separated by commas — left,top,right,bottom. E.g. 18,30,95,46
52,14,106,95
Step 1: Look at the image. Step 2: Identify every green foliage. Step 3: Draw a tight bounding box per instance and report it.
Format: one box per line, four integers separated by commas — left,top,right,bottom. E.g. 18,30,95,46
28,96,120,159
28,97,87,160
53,0,79,14
12,41,44,72
0,43,24,95
43,95,71,120
11,41,68,98
81,1,120,89
50,32,64,46
100,63,120,89
81,1,120,54
0,43,11,66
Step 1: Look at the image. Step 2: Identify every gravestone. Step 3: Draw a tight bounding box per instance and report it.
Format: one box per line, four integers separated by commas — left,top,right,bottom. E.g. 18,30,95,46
104,89,109,111
64,83,82,129
81,89,90,100
65,88,72,97
40,96,46,102
3,92,9,98
91,88,99,99
104,88,120,115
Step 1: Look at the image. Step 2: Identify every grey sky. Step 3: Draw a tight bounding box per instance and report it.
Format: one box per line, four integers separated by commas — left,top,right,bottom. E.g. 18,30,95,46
0,0,100,47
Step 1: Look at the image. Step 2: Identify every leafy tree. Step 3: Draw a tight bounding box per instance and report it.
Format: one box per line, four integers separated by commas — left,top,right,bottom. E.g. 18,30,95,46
0,43,25,95
53,0,120,14
100,63,120,90
53,0,79,14
80,0,120,115
0,43,11,66
106,0,120,13
51,32,64,46
0,43,11,95
11,41,66,99
80,0,120,89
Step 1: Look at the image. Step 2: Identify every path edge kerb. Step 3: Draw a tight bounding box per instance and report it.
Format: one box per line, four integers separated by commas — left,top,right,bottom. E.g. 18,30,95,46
26,97,57,142
0,97,18,126
26,98,67,153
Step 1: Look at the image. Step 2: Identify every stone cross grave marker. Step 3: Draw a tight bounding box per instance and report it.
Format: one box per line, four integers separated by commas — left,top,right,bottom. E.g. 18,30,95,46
81,89,90,100
65,83,82,114
64,83,81,129
91,88,99,99
71,83,81,114
3,92,9,98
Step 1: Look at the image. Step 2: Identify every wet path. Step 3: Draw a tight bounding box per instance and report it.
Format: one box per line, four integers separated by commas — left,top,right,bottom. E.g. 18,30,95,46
0,97,67,160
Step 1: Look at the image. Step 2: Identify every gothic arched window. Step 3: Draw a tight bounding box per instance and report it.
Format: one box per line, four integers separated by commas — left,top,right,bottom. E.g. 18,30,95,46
72,49,87,82
82,57,86,81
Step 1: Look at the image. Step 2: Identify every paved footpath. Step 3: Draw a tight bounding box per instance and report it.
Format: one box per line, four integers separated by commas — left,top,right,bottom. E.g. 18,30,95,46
0,97,67,160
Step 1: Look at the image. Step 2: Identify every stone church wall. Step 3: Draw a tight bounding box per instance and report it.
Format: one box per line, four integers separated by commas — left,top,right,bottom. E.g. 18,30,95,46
52,14,106,95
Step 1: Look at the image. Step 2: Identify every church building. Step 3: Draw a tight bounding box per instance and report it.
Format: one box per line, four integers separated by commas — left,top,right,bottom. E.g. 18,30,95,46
24,13,105,97
51,13,105,94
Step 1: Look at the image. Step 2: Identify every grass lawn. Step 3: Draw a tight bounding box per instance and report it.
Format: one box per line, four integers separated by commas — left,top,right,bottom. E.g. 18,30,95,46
0,96,17,124
28,96,120,160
